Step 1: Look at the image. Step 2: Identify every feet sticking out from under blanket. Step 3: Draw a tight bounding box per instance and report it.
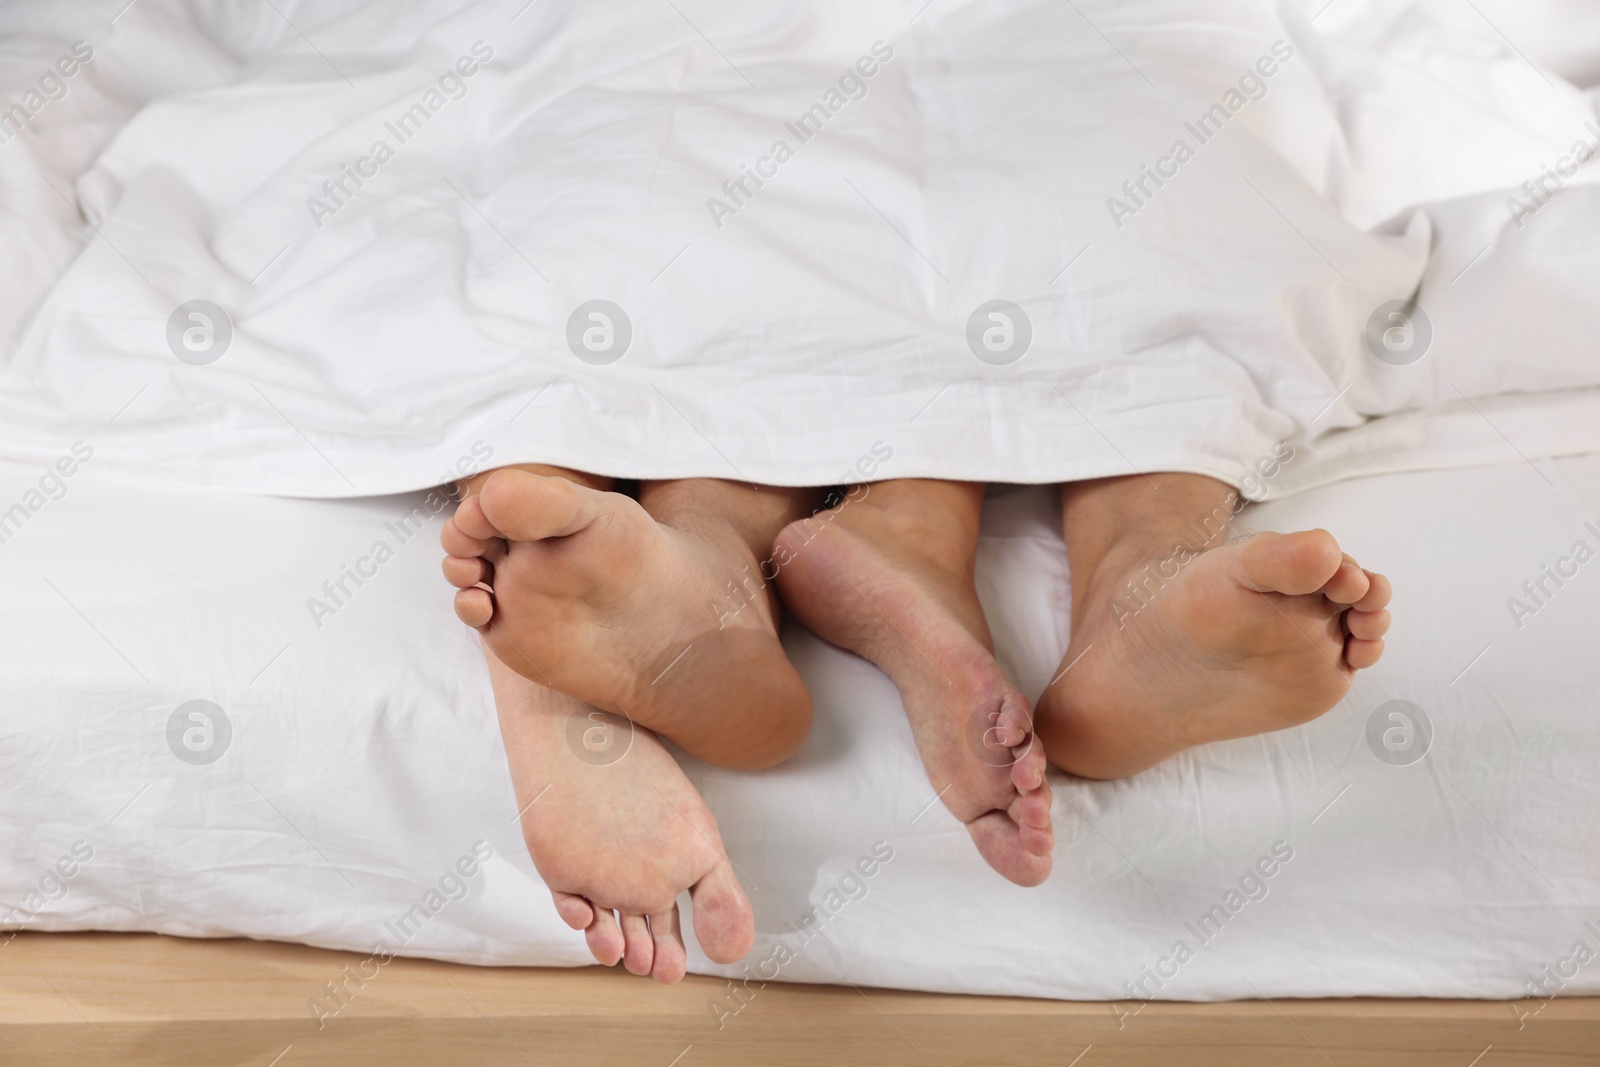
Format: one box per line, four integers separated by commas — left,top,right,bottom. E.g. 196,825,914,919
1036,475,1393,779
773,481,1054,887
441,468,813,771
485,653,753,982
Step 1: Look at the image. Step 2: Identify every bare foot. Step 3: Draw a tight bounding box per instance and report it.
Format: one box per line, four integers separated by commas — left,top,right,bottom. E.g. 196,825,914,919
440,469,811,770
1037,529,1393,779
487,653,754,982
772,486,1053,887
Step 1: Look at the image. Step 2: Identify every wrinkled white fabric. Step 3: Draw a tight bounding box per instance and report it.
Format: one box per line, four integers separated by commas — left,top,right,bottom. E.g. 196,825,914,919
0,0,1597,495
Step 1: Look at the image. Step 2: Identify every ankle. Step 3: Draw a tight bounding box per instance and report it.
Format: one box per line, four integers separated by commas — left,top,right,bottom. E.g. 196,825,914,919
1062,474,1235,557
844,486,980,576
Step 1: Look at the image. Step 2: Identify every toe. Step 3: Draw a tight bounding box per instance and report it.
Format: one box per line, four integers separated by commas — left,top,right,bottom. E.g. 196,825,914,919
584,908,626,966
441,516,491,558
450,496,505,542
688,861,755,964
442,555,490,589
454,587,495,628
966,809,1052,887
479,469,612,542
1238,530,1344,596
1019,819,1054,858
1321,555,1372,605
552,890,594,931
1345,637,1385,670
619,914,654,976
648,907,688,984
1009,731,1047,794
992,695,1033,750
1009,782,1054,858
1345,608,1390,641
1352,570,1392,613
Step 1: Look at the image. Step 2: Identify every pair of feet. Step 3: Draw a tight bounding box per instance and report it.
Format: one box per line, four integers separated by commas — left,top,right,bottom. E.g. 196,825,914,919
441,470,1392,982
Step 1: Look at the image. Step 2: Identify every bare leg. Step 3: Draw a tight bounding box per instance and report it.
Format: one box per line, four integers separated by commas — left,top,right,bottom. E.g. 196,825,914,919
442,465,768,980
772,480,1054,887
1035,473,1393,779
445,470,824,769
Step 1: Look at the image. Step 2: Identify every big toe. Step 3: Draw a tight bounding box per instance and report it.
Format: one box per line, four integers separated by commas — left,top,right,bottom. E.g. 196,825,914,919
986,695,1033,750
1238,530,1344,596
688,862,755,964
478,468,608,542
967,809,1053,887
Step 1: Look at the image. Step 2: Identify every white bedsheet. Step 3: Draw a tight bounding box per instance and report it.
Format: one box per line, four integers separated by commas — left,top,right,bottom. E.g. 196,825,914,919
1,0,1599,496
3,452,1598,1001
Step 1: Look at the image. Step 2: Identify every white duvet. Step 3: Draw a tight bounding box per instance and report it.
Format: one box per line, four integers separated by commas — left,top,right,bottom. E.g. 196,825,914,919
0,0,1598,495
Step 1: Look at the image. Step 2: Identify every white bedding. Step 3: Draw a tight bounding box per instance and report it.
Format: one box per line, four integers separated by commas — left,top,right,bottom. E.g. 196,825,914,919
3,451,1598,1002
3,0,1599,1006
1,0,1599,496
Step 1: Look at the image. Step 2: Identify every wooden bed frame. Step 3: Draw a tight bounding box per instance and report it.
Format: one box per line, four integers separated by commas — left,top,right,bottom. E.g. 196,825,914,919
4,932,1598,1065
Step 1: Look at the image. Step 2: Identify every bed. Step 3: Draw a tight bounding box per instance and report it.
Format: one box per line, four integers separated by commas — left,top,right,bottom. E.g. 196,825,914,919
5,0,1600,1059
5,452,1599,1009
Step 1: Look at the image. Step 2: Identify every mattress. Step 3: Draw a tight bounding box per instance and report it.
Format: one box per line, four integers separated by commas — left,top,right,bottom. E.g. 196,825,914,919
4,451,1597,1001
